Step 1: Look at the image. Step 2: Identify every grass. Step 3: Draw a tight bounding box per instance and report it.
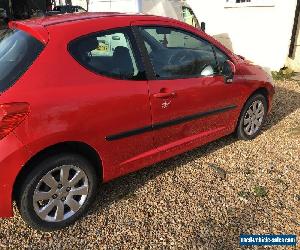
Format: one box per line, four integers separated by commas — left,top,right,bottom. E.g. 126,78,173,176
253,186,268,197
272,67,296,81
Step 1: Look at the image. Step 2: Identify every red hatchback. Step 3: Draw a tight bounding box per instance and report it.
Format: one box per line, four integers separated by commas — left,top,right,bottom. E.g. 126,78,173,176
0,13,274,230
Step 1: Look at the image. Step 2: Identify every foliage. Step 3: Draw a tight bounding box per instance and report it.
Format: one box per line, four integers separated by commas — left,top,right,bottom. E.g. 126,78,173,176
253,186,268,198
271,67,295,80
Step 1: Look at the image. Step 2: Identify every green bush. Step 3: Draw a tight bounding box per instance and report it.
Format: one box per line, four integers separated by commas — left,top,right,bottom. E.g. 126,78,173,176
271,67,295,80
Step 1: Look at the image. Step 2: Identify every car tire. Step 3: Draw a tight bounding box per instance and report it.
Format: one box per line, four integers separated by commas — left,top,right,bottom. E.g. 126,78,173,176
17,153,98,231
236,93,268,140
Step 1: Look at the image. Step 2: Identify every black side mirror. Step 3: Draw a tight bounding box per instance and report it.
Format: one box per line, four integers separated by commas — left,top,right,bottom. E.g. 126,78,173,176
223,60,236,83
200,22,206,32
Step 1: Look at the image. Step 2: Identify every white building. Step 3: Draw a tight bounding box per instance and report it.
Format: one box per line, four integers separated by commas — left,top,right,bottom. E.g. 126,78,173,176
187,0,300,72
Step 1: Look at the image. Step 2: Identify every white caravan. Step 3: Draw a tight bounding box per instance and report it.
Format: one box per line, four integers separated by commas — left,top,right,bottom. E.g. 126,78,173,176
88,0,200,28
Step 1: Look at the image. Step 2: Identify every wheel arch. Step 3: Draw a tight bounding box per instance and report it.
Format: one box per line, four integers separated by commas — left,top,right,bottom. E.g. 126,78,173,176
13,141,103,202
248,87,270,111
235,87,270,131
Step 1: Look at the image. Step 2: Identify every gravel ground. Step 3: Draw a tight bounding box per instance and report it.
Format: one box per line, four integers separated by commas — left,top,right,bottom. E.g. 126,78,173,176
0,80,299,250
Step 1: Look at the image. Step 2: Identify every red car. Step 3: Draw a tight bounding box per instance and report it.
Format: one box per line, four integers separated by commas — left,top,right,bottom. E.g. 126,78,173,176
0,13,274,231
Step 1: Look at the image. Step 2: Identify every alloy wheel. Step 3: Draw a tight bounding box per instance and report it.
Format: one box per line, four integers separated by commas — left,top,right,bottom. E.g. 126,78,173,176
33,165,89,222
243,100,265,136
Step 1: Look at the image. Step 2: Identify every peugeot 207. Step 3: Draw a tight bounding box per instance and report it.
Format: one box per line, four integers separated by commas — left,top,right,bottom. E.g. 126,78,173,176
0,13,274,231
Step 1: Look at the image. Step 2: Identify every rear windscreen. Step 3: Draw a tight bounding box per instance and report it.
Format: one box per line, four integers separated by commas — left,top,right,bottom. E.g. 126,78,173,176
0,29,44,93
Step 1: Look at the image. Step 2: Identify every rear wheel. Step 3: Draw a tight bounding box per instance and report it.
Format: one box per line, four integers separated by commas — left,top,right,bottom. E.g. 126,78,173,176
236,94,267,140
18,153,98,231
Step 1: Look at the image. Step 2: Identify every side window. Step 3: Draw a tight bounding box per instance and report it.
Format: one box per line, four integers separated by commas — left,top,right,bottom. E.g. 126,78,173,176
139,26,218,79
69,28,143,80
182,7,199,28
214,47,231,75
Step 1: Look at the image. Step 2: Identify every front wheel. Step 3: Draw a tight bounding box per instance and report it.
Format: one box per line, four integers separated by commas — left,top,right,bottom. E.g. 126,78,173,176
18,153,98,231
236,94,268,140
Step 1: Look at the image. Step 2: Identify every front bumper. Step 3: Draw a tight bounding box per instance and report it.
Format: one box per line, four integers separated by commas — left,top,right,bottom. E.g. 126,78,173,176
0,133,29,218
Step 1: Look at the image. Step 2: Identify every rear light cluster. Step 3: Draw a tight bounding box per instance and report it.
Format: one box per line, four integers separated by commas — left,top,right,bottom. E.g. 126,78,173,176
0,103,30,140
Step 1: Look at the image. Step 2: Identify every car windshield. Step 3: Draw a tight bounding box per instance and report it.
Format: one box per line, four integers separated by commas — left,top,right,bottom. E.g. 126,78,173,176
0,29,44,93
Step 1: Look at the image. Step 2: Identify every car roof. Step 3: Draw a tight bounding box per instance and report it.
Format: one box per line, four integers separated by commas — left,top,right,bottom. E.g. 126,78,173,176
8,12,160,44
16,12,146,27
8,12,236,62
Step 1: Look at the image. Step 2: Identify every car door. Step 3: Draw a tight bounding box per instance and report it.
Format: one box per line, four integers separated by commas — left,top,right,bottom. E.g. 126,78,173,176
132,21,241,151
67,27,156,179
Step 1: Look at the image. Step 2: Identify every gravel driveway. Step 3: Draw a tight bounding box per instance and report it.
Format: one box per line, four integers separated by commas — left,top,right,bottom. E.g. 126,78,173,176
0,80,299,250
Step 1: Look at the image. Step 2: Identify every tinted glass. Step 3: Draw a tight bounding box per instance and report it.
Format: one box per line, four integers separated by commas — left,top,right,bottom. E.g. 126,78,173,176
0,29,44,93
139,26,218,79
214,47,230,75
69,29,143,80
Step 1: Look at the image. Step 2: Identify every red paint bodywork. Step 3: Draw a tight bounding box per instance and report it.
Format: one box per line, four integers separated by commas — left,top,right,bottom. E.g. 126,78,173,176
0,13,274,217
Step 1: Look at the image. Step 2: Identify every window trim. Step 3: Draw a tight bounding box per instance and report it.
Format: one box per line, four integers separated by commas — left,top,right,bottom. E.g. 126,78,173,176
134,25,228,81
131,26,157,81
67,27,147,81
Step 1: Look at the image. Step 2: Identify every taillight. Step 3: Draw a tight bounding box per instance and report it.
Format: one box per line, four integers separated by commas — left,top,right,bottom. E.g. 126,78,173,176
0,102,30,140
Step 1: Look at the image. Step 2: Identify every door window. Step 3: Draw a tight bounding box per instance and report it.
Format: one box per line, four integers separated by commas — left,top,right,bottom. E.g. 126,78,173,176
139,26,218,79
214,47,231,76
68,28,144,80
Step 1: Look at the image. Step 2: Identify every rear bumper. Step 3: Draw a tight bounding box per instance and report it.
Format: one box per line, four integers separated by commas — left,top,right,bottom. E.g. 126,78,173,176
0,133,29,218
